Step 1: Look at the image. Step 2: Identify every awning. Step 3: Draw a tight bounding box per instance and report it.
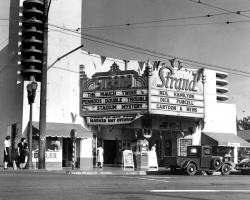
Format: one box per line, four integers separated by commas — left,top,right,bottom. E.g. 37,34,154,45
201,132,250,147
32,122,92,138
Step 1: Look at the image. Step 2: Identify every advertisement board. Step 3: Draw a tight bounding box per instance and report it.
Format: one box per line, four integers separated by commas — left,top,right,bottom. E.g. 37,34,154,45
123,150,134,168
150,64,204,118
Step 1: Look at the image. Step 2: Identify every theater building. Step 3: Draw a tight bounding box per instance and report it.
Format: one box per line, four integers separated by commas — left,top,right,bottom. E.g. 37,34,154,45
1,0,249,169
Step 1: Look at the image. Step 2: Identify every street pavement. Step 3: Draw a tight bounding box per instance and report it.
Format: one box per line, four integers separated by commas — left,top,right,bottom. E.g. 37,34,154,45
0,167,249,200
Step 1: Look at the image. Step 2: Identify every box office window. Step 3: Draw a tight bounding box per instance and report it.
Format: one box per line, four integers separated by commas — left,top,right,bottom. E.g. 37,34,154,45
46,137,61,151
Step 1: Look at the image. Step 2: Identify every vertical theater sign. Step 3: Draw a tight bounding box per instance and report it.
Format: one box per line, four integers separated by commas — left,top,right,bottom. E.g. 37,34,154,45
81,63,148,125
81,61,205,125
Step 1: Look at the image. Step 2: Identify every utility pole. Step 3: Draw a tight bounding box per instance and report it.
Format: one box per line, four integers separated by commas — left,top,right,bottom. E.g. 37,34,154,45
38,0,49,169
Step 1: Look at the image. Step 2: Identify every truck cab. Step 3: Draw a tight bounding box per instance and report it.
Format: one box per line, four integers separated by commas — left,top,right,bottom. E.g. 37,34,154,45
187,146,213,168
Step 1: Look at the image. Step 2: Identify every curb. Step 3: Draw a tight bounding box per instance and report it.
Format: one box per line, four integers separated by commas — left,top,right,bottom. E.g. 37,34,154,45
66,170,241,176
66,171,148,176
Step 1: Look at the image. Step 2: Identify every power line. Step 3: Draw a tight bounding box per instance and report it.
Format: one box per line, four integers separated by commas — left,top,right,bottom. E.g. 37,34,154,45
80,20,250,31
0,30,19,47
49,24,250,75
0,53,19,73
77,9,250,30
48,26,250,77
2,7,250,30
187,0,250,19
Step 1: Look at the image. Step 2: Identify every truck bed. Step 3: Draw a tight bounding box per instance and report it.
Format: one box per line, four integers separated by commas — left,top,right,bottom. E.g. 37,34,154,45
164,156,199,168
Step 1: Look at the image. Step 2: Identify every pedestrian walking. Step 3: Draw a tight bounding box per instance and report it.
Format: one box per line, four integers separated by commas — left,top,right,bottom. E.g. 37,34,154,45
3,136,11,170
17,137,29,169
97,145,104,168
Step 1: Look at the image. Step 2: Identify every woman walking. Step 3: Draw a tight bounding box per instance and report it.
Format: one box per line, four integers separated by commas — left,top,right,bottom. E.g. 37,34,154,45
18,137,28,169
3,136,11,170
97,145,104,168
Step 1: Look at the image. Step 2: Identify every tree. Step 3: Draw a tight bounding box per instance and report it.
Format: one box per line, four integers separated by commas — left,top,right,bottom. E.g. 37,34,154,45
237,116,250,131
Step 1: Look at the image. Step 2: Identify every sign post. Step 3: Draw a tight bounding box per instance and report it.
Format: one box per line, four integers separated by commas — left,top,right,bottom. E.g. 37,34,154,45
70,129,77,170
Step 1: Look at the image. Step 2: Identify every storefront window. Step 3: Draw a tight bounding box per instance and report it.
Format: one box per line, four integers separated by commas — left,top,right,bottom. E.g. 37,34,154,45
238,147,250,161
46,137,61,151
122,141,131,151
212,146,234,162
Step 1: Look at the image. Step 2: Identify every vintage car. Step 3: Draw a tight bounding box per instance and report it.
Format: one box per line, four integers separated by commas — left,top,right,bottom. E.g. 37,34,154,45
164,145,232,176
235,158,250,175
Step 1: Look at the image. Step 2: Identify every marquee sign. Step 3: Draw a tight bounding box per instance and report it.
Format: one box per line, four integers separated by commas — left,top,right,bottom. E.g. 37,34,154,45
81,63,148,121
81,61,205,125
149,63,204,118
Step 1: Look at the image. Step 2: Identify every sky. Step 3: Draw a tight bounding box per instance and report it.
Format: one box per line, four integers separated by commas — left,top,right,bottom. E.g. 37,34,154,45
1,0,250,120
80,0,250,120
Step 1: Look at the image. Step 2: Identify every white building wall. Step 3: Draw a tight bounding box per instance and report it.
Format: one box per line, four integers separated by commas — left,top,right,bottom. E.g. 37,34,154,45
0,0,25,163
46,0,85,125
203,69,236,134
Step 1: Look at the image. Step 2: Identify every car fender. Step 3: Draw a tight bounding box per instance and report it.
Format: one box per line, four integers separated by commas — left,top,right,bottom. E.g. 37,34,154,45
218,162,232,170
181,160,198,169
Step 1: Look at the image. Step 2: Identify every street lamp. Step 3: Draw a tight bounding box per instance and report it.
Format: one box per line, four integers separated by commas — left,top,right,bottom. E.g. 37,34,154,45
26,81,38,169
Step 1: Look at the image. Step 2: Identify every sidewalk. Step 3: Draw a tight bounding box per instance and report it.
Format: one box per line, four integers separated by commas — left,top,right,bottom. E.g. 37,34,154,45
2,164,241,176
63,164,241,176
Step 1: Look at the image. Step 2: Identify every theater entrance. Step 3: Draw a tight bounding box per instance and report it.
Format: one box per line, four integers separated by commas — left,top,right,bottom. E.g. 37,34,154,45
104,140,116,164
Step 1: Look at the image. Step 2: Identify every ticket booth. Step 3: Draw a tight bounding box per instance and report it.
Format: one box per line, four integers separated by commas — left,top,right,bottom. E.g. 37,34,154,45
131,139,149,169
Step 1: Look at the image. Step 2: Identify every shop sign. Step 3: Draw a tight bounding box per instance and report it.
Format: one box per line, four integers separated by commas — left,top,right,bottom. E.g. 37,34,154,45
45,151,62,162
86,114,142,125
159,120,180,130
123,150,134,168
82,63,148,119
150,63,204,118
148,151,158,168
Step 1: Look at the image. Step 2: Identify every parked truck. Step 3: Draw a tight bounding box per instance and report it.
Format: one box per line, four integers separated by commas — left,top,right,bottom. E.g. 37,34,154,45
164,145,231,176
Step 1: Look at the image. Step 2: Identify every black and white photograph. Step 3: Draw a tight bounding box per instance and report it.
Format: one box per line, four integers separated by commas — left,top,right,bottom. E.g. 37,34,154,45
1,0,250,199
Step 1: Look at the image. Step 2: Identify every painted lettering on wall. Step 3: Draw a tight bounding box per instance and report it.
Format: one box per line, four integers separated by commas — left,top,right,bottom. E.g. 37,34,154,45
46,152,57,159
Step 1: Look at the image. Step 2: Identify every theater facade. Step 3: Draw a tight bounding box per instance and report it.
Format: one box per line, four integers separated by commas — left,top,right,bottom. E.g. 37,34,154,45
80,61,249,166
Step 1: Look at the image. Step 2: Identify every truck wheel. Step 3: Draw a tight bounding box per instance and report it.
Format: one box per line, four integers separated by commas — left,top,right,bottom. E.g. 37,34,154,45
205,171,214,175
221,164,230,176
241,170,249,175
211,158,221,170
186,163,197,176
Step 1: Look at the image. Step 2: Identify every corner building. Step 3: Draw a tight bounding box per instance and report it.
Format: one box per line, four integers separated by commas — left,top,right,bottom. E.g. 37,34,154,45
0,0,249,169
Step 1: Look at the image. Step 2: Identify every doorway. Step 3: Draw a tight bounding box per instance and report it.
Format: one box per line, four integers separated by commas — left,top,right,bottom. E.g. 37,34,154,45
62,138,72,167
104,140,116,164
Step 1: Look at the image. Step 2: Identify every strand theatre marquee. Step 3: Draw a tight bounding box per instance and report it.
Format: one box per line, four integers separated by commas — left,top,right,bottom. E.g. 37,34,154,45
81,62,205,125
